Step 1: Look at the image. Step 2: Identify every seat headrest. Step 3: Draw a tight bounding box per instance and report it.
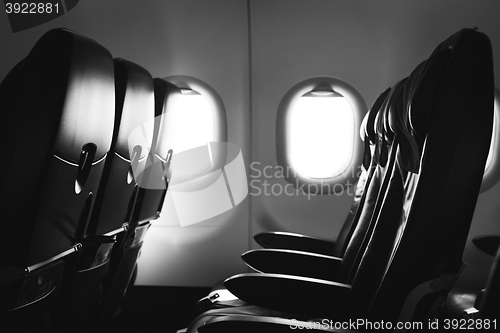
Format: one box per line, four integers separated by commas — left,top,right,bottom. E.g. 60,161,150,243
411,28,490,139
397,28,489,173
1,28,115,164
43,28,115,162
429,28,477,58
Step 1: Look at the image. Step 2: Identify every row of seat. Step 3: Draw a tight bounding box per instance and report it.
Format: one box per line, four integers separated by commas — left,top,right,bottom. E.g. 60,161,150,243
0,28,178,331
181,28,496,332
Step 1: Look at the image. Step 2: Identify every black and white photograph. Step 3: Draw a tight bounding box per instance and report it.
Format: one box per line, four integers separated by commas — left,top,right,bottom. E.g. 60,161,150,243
1,1,499,332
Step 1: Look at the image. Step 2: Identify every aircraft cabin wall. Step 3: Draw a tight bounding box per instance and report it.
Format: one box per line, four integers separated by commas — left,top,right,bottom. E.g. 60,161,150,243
1,0,500,291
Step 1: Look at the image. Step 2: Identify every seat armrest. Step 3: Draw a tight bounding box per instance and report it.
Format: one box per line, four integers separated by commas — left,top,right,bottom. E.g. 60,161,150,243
224,273,350,319
198,314,361,333
254,231,336,255
242,249,343,282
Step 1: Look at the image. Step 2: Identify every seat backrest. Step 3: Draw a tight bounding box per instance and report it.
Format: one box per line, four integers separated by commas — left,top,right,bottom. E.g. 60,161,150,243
349,28,494,323
86,58,155,236
0,28,115,268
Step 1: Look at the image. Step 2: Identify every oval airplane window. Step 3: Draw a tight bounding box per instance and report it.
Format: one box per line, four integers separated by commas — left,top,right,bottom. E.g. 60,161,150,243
481,87,500,193
277,77,366,194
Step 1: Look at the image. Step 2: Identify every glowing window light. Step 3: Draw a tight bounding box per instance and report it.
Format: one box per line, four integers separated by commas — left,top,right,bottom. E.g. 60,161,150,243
289,91,354,179
162,88,216,155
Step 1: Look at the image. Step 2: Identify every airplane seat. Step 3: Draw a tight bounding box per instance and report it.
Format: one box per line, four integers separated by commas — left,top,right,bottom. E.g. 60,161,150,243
362,27,494,325
49,58,156,331
252,88,392,258
85,59,158,323
0,28,115,328
182,27,494,333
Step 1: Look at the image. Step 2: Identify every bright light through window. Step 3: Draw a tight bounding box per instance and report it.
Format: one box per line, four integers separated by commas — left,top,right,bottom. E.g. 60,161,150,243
163,89,215,154
289,94,354,179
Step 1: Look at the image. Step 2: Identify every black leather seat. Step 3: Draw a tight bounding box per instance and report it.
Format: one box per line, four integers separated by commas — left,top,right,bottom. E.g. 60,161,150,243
182,28,494,332
0,28,115,328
